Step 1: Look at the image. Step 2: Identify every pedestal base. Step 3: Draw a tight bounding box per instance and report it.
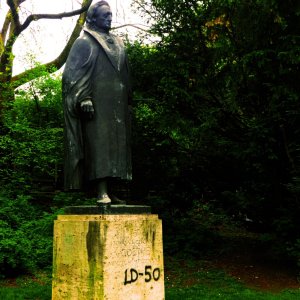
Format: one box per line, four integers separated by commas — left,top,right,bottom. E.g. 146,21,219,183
52,212,164,300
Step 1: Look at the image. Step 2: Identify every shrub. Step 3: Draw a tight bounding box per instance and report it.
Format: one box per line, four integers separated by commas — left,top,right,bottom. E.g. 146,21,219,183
0,194,60,277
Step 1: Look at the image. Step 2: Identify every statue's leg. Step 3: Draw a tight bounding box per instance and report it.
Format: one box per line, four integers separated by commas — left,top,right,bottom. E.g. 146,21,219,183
96,179,111,204
108,178,126,205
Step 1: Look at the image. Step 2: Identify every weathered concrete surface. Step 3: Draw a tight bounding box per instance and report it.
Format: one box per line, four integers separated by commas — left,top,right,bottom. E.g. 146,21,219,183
52,214,164,300
63,205,151,215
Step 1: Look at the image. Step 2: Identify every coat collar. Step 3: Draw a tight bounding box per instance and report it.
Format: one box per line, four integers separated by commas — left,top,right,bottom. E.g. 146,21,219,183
83,27,125,71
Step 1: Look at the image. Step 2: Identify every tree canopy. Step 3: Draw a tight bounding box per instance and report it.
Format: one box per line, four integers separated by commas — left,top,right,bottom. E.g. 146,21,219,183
129,0,300,253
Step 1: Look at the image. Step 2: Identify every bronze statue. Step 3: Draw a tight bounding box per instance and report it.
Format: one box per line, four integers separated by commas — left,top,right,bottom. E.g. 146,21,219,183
62,1,132,205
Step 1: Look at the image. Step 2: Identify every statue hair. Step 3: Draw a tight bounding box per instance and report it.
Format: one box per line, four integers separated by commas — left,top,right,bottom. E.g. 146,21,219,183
86,1,110,28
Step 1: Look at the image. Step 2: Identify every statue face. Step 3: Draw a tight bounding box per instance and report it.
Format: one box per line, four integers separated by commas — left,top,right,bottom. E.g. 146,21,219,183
94,5,112,32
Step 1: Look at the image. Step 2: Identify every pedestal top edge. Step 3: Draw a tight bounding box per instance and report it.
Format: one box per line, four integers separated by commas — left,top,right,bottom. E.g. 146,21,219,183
56,214,159,221
63,205,151,215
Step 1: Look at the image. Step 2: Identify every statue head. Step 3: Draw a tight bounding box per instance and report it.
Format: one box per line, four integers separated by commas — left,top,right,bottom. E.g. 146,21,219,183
86,1,112,33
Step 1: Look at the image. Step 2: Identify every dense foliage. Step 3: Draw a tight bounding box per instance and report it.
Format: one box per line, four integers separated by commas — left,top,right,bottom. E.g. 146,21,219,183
0,194,56,277
0,70,64,193
129,0,300,262
0,0,299,276
0,71,63,276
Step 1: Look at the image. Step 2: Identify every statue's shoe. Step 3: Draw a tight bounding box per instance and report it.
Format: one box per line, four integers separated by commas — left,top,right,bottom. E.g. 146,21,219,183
97,194,111,205
110,194,126,205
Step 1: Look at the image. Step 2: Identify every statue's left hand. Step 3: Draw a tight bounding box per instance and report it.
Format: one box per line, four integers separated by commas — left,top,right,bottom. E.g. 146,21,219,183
80,99,94,120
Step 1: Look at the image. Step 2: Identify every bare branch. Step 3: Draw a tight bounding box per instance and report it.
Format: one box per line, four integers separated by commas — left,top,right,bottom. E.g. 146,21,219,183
19,0,92,33
132,0,157,21
1,1,27,43
113,23,151,32
6,0,21,30
11,0,92,88
1,10,12,44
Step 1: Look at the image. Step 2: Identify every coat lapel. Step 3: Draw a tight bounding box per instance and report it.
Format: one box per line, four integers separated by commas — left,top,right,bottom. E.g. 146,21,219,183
84,27,125,72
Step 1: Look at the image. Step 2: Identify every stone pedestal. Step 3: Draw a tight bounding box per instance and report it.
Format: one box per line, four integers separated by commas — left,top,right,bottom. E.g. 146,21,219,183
52,206,164,300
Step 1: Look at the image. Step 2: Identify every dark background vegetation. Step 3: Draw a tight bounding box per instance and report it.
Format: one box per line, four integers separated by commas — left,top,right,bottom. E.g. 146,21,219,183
0,0,299,278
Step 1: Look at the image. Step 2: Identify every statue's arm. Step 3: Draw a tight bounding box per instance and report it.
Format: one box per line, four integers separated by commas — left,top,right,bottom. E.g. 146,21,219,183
62,36,96,117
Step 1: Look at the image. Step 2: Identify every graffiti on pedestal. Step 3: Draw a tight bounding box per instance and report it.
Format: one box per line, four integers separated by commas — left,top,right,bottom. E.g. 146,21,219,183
124,266,161,285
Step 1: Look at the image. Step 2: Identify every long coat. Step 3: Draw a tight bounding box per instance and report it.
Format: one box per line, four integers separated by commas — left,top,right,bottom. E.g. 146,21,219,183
62,27,132,190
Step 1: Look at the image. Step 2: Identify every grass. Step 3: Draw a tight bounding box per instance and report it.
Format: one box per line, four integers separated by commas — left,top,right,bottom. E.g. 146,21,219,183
0,272,52,300
166,267,300,300
0,259,299,299
164,258,300,300
0,284,51,300
166,287,300,300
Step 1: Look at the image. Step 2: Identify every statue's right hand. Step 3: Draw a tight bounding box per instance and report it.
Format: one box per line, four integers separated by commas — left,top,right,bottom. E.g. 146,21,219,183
80,99,94,120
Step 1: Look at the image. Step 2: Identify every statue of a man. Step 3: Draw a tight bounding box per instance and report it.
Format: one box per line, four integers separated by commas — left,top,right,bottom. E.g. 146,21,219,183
62,1,132,205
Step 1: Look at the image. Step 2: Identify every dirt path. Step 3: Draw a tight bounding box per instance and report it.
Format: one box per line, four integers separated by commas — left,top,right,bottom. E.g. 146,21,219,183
165,229,300,292
212,254,299,292
210,236,300,292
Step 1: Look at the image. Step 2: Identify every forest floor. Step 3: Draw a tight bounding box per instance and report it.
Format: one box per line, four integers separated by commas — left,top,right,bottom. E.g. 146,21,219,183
165,229,300,293
1,227,299,299
209,246,300,292
3,253,299,292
